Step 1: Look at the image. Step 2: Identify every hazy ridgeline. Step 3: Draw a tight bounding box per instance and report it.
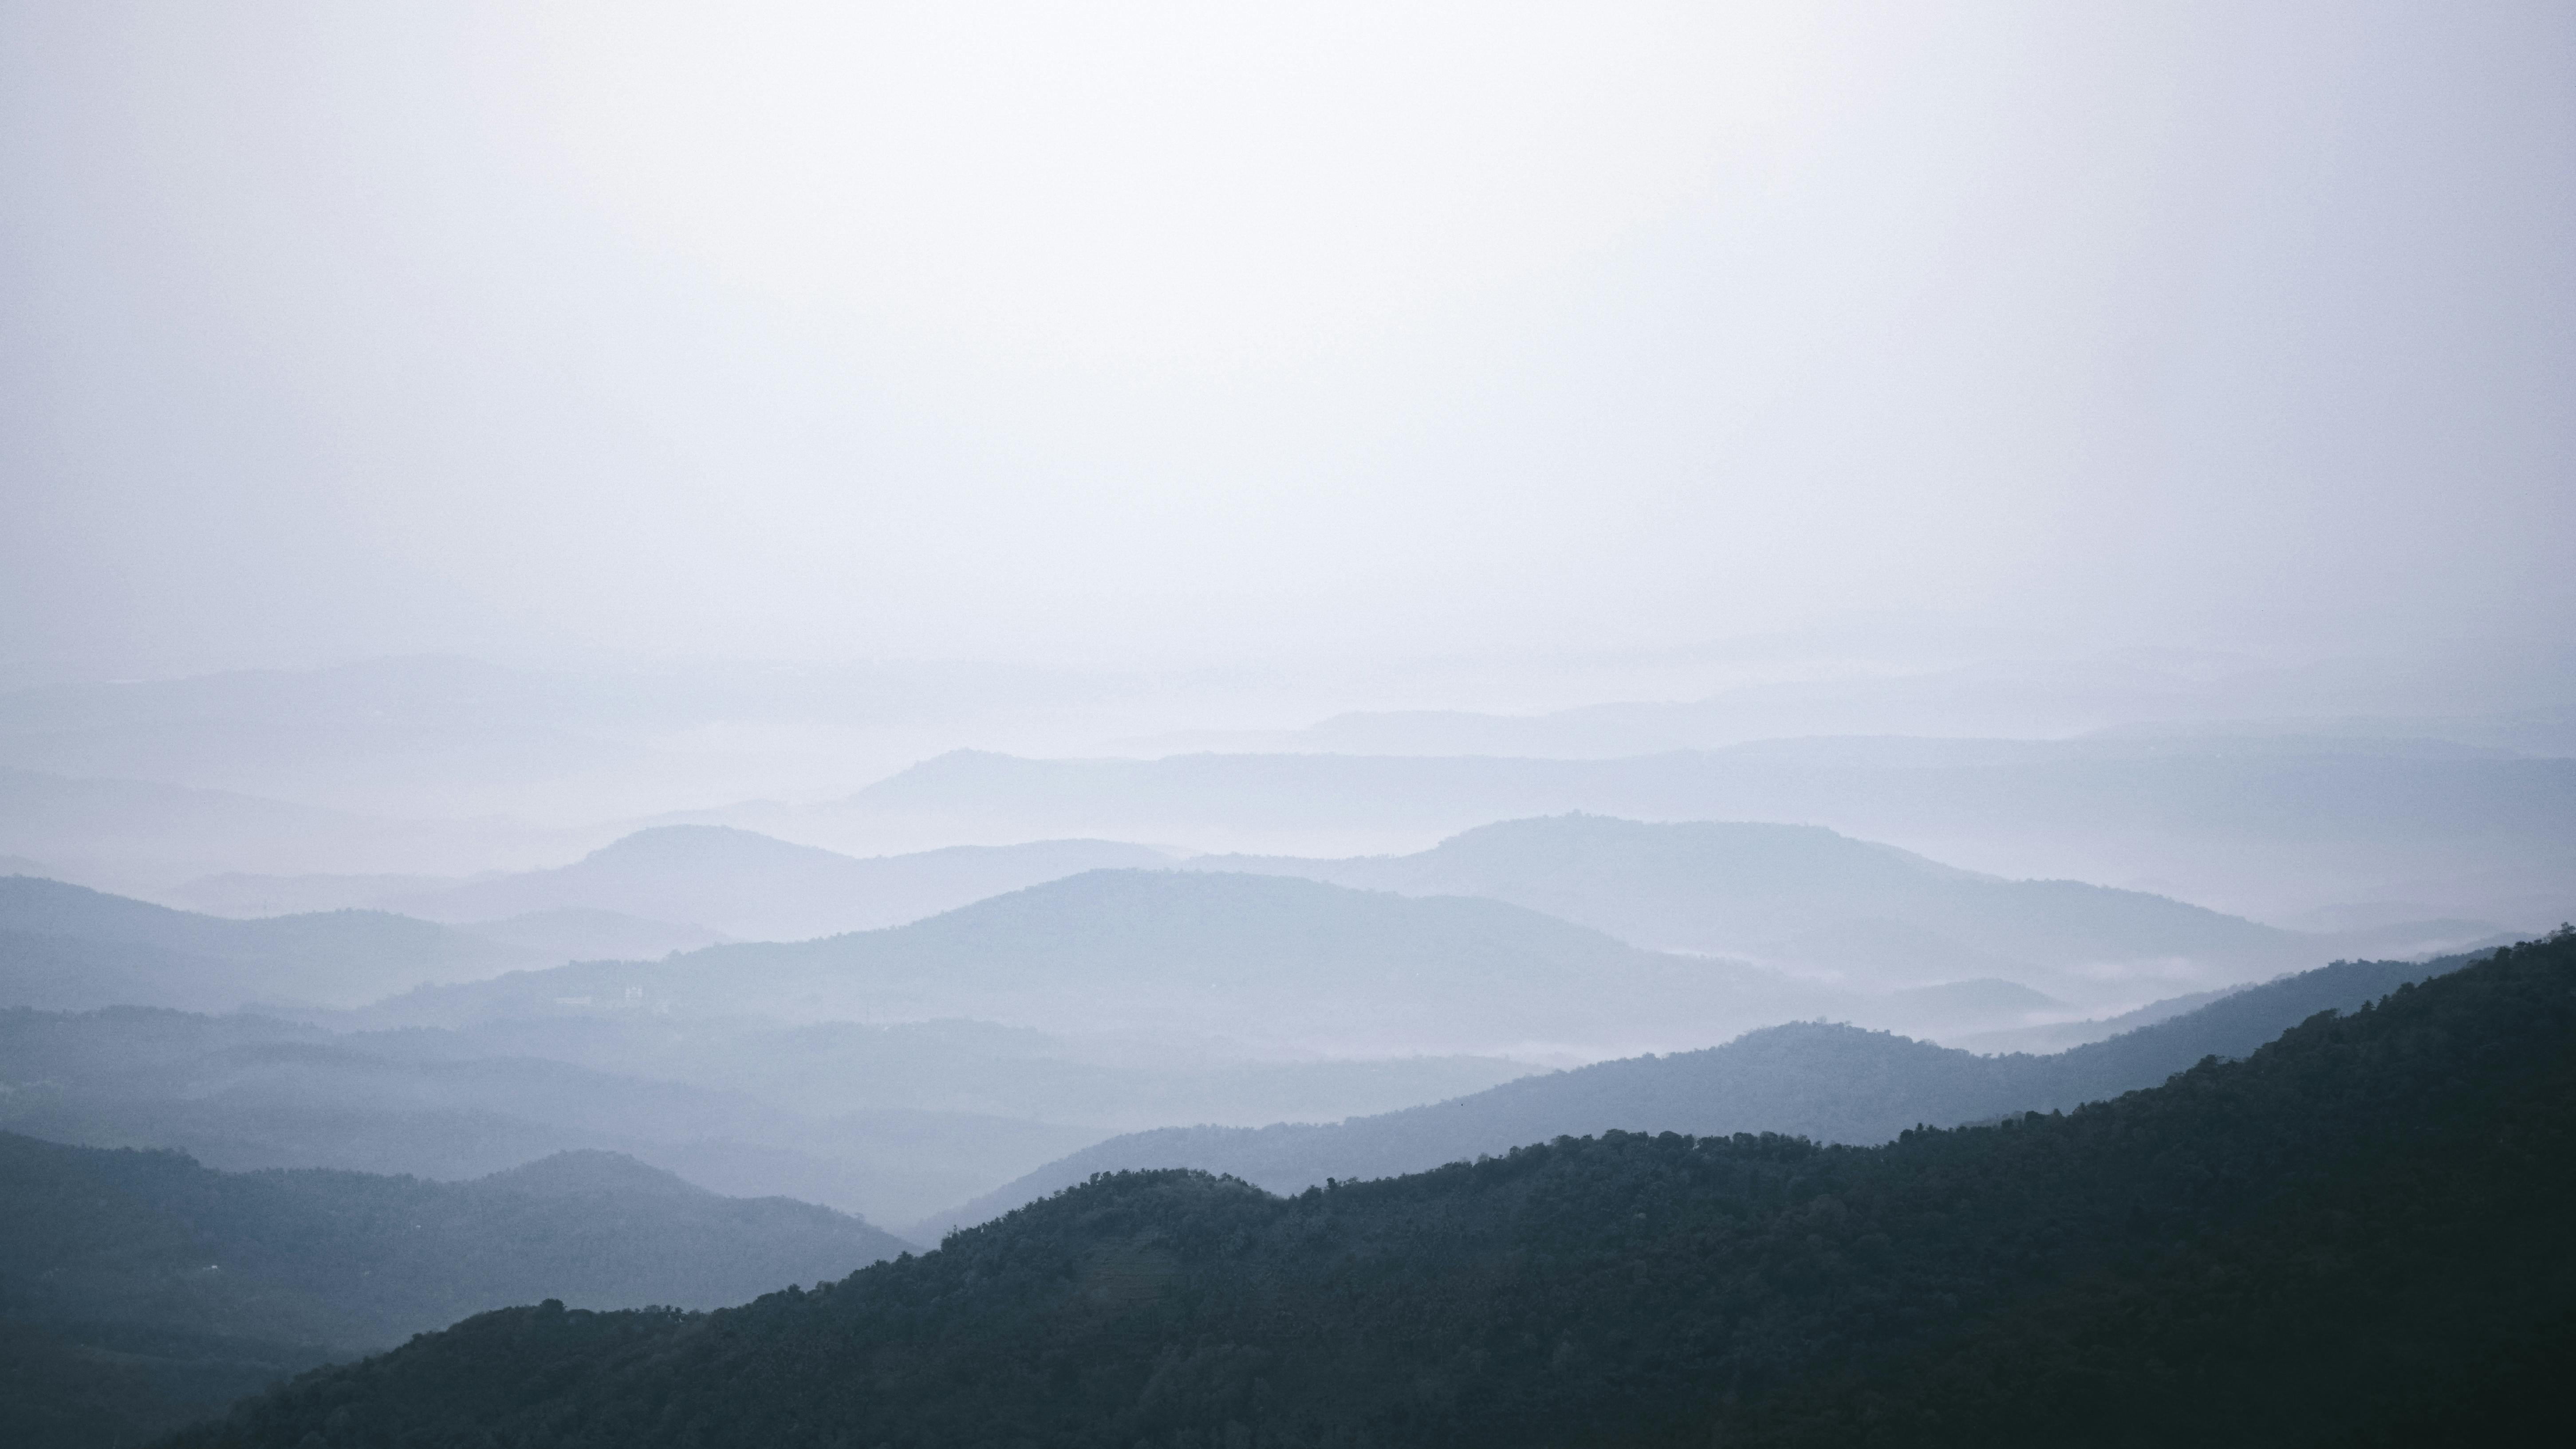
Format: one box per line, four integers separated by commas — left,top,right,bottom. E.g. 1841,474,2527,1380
4,654,2569,1448
152,933,2576,1449
8,0,2571,1439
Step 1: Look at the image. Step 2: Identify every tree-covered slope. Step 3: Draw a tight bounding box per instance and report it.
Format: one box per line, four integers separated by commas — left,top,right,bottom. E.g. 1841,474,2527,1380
922,949,2480,1233
171,931,2576,1449
0,1136,906,1449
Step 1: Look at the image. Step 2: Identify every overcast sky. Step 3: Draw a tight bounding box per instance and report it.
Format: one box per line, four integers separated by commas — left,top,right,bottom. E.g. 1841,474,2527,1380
4,1,2570,679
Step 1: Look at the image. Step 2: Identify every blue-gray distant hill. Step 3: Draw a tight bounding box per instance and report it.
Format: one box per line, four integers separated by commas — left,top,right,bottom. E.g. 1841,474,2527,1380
378,825,1173,941
0,876,535,1011
375,869,1849,1057
802,739,2576,926
1185,815,2326,992
0,1003,1526,1227
921,949,2481,1236
0,1133,902,1449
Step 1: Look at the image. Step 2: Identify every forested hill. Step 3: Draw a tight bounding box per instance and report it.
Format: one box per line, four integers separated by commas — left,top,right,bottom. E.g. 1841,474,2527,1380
0,1139,905,1449
173,931,2576,1449
924,947,2483,1233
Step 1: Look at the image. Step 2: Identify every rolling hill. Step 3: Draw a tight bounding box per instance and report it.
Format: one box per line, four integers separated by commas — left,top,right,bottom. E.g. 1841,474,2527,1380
0,1004,1531,1227
379,825,1174,941
168,930,2576,1449
1186,814,2315,995
375,868,1851,1056
918,949,2478,1234
0,876,535,1011
797,741,2576,923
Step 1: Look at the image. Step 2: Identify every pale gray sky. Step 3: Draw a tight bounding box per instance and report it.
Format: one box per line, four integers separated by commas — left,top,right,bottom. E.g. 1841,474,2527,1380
4,0,2571,676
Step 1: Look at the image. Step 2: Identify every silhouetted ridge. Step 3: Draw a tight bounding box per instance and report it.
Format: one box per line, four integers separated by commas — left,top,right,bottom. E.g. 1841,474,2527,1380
922,946,2487,1232
168,931,2576,1448
0,1135,906,1449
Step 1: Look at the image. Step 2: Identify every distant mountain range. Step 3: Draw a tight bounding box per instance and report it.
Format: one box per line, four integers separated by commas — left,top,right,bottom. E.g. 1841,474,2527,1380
0,1005,1092,1228
375,868,1853,1056
776,739,2576,923
0,1002,1532,1227
0,876,535,1011
1180,814,2386,996
376,826,1174,941
166,828,1177,946
0,1133,903,1449
919,949,2477,1236
1118,647,2576,758
174,931,2576,1449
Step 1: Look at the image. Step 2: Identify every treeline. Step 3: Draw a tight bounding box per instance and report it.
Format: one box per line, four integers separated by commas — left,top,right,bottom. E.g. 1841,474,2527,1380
169,930,2576,1448
935,947,2481,1231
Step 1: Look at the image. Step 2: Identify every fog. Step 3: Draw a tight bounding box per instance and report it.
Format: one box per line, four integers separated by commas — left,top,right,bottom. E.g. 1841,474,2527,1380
4,1,2569,679
4,12,2576,1438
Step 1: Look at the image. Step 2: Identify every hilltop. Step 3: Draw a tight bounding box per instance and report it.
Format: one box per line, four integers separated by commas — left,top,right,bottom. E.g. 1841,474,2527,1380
919,948,2479,1233
0,1136,903,1449
377,868,1844,1056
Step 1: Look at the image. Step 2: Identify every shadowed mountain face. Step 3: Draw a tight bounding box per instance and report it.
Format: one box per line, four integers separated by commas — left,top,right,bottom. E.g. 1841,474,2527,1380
378,826,1175,941
0,1133,905,1449
1187,815,2325,995
917,950,2478,1235
378,869,1848,1057
0,876,534,1012
168,933,2576,1449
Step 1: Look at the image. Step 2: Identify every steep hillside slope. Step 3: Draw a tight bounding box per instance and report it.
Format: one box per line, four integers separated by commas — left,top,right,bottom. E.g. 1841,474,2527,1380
0,1136,903,1449
172,931,2576,1449
925,950,2475,1232
0,876,532,1011
378,869,1846,1055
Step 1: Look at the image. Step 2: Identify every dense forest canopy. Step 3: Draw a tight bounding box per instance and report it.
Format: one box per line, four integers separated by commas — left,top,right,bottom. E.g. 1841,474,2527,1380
167,929,2576,1449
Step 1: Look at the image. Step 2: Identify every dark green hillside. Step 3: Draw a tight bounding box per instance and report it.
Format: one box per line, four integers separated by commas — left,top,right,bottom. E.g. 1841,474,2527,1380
172,931,2576,1449
378,870,1843,1052
926,948,2484,1231
0,876,530,1011
0,1136,905,1449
